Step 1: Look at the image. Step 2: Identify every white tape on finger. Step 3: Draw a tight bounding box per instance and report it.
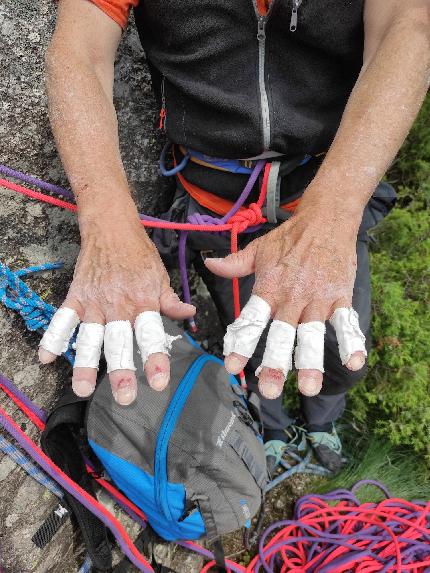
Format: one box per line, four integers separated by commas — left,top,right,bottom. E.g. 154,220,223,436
104,320,136,373
294,321,325,372
73,323,105,369
223,295,271,358
134,311,181,364
255,320,296,378
39,307,80,356
329,307,367,365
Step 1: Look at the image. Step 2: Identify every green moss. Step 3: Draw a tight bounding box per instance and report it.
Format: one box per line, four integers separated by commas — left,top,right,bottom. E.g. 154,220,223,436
349,96,430,464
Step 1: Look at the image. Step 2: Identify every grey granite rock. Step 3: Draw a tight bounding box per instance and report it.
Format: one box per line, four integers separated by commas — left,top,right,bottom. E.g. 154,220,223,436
0,2,210,571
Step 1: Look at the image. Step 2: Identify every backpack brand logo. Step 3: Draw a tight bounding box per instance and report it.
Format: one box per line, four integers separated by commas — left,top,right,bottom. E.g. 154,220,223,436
216,412,236,448
54,504,68,519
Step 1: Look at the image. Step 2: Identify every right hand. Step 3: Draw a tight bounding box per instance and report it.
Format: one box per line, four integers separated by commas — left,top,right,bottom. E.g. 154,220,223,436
38,215,195,405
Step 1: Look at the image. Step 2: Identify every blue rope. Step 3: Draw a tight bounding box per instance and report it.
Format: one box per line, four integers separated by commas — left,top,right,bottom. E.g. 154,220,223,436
0,261,75,364
0,435,64,497
77,555,92,573
0,435,93,571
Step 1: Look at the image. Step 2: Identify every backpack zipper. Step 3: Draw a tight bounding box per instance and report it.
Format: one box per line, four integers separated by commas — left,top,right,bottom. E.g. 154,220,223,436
253,0,277,152
290,0,303,32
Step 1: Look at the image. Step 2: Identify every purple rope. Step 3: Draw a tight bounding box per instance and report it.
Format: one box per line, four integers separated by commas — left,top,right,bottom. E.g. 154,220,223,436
252,484,430,573
1,162,268,323
0,164,75,201
0,373,47,423
176,541,245,573
1,373,149,532
179,160,266,308
0,410,155,573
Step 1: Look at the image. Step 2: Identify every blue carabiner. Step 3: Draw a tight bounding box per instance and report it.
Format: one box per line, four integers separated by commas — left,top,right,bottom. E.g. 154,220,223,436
159,142,190,176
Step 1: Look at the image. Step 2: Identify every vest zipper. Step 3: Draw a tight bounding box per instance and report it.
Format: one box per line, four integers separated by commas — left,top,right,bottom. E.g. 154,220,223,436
253,0,278,151
254,10,270,151
290,0,303,32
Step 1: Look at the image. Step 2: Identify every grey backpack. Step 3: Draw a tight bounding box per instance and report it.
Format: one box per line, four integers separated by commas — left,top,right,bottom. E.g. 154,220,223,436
86,318,267,563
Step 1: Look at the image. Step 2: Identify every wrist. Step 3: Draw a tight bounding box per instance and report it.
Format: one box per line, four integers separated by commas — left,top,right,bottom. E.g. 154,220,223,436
298,176,369,228
78,203,143,243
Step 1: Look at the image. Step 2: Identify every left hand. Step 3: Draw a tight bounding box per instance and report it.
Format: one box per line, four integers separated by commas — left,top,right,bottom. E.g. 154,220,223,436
204,199,367,399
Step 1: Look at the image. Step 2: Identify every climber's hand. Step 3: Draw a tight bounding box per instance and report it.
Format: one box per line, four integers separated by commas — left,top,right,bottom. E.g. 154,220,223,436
204,201,366,400
38,215,195,405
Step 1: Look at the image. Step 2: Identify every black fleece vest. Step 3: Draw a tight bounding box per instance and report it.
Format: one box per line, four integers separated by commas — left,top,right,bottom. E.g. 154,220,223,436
134,1,364,159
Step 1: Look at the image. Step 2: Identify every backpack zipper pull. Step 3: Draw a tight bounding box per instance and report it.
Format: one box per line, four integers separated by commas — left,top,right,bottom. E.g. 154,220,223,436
159,77,167,130
290,0,302,32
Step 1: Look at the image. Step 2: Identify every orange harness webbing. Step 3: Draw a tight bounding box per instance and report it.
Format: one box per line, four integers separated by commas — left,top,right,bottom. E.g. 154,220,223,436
176,169,300,217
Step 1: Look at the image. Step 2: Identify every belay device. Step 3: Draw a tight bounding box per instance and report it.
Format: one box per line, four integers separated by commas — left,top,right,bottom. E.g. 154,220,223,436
42,318,267,571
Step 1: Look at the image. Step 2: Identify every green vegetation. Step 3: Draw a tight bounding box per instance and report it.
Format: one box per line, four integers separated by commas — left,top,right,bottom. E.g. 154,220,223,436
349,95,430,464
317,435,430,502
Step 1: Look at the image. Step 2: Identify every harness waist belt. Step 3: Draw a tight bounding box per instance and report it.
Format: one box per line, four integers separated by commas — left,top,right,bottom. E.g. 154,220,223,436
176,170,301,218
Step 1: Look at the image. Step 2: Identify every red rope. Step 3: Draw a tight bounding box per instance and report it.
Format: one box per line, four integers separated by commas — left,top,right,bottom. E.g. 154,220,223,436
0,382,45,431
0,177,266,234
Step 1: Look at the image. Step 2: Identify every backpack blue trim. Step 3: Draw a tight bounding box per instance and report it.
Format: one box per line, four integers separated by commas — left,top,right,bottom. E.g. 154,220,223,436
89,439,205,541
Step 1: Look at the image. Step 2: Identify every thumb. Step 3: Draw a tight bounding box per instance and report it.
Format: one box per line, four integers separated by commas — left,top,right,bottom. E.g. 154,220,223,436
204,241,257,279
159,288,196,319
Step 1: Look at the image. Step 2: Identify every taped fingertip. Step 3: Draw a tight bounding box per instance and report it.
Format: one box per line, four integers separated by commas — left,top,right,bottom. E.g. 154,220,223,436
224,354,247,375
72,379,95,398
346,351,366,371
148,372,169,391
38,347,57,364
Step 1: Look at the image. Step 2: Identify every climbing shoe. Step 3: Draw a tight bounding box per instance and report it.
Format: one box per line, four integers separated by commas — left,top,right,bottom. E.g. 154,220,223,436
307,425,343,473
264,425,307,477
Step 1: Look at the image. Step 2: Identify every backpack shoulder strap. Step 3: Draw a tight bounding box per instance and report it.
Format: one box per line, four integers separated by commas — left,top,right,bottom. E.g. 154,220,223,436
41,387,112,571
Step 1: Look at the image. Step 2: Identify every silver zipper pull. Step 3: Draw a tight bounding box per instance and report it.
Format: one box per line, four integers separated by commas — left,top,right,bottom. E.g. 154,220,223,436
257,17,266,41
290,0,302,32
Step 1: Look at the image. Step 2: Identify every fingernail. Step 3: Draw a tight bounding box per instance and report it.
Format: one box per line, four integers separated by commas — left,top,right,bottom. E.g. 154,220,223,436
225,355,245,374
38,347,57,364
259,381,282,399
114,383,137,406
72,379,94,398
207,258,222,263
298,378,322,397
347,353,366,371
149,372,169,391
